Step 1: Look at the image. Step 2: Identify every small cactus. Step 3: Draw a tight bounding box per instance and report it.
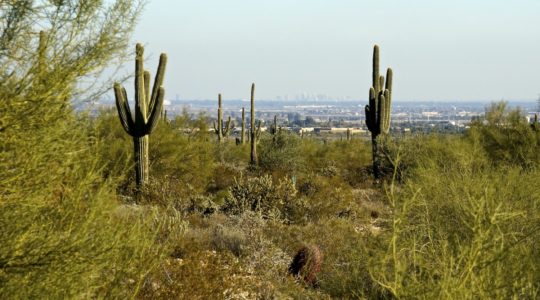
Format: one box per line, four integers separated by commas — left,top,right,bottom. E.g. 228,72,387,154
289,245,323,286
213,94,234,142
365,45,393,179
114,43,167,187
250,83,262,166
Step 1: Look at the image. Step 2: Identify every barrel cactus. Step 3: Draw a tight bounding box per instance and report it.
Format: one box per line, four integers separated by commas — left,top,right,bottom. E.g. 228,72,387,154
114,43,167,188
289,244,323,286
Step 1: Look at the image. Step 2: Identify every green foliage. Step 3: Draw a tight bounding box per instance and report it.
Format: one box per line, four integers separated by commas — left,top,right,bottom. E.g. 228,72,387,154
0,0,144,134
0,2,161,297
293,174,366,224
91,109,132,182
0,116,164,298
43,109,538,298
258,131,304,174
468,101,540,168
296,139,373,187
149,121,216,194
223,175,297,220
385,133,489,181
370,133,540,299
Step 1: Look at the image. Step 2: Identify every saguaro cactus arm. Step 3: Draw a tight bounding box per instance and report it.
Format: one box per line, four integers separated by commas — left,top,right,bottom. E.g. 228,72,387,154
145,86,165,133
149,54,167,113
223,116,234,137
255,120,262,139
114,84,136,136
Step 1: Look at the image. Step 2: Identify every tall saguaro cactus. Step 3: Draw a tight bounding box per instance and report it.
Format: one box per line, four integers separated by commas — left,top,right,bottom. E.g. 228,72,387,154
269,115,279,135
250,83,262,166
213,94,233,142
241,107,246,144
365,45,393,179
114,44,167,187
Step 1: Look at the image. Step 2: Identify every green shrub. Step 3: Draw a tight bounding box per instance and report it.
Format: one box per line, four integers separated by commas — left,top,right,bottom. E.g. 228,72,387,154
258,131,305,174
91,109,133,182
369,134,540,299
150,120,216,193
0,116,165,298
292,174,363,224
223,175,297,220
467,103,540,168
298,139,373,187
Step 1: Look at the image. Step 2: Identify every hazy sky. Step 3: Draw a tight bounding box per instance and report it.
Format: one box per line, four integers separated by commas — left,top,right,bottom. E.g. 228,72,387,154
130,0,540,101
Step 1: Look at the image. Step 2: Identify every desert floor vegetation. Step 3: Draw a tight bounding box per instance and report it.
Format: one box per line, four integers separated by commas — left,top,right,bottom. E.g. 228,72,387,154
4,106,538,298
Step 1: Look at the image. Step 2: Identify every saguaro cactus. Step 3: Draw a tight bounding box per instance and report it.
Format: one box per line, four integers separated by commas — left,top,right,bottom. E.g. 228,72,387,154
269,115,278,135
114,44,167,187
213,94,233,142
241,107,246,144
365,45,393,179
250,83,262,166
161,109,168,122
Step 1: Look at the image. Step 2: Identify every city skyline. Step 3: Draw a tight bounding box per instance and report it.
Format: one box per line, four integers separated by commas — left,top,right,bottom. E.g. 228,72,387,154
125,0,540,102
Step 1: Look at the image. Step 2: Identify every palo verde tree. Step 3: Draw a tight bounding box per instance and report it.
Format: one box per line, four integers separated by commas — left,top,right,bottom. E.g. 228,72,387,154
365,45,393,179
0,0,144,134
0,2,158,298
114,43,167,188
1,0,145,197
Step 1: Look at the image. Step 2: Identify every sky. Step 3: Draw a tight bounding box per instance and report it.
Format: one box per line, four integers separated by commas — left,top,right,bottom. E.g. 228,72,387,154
128,0,540,102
